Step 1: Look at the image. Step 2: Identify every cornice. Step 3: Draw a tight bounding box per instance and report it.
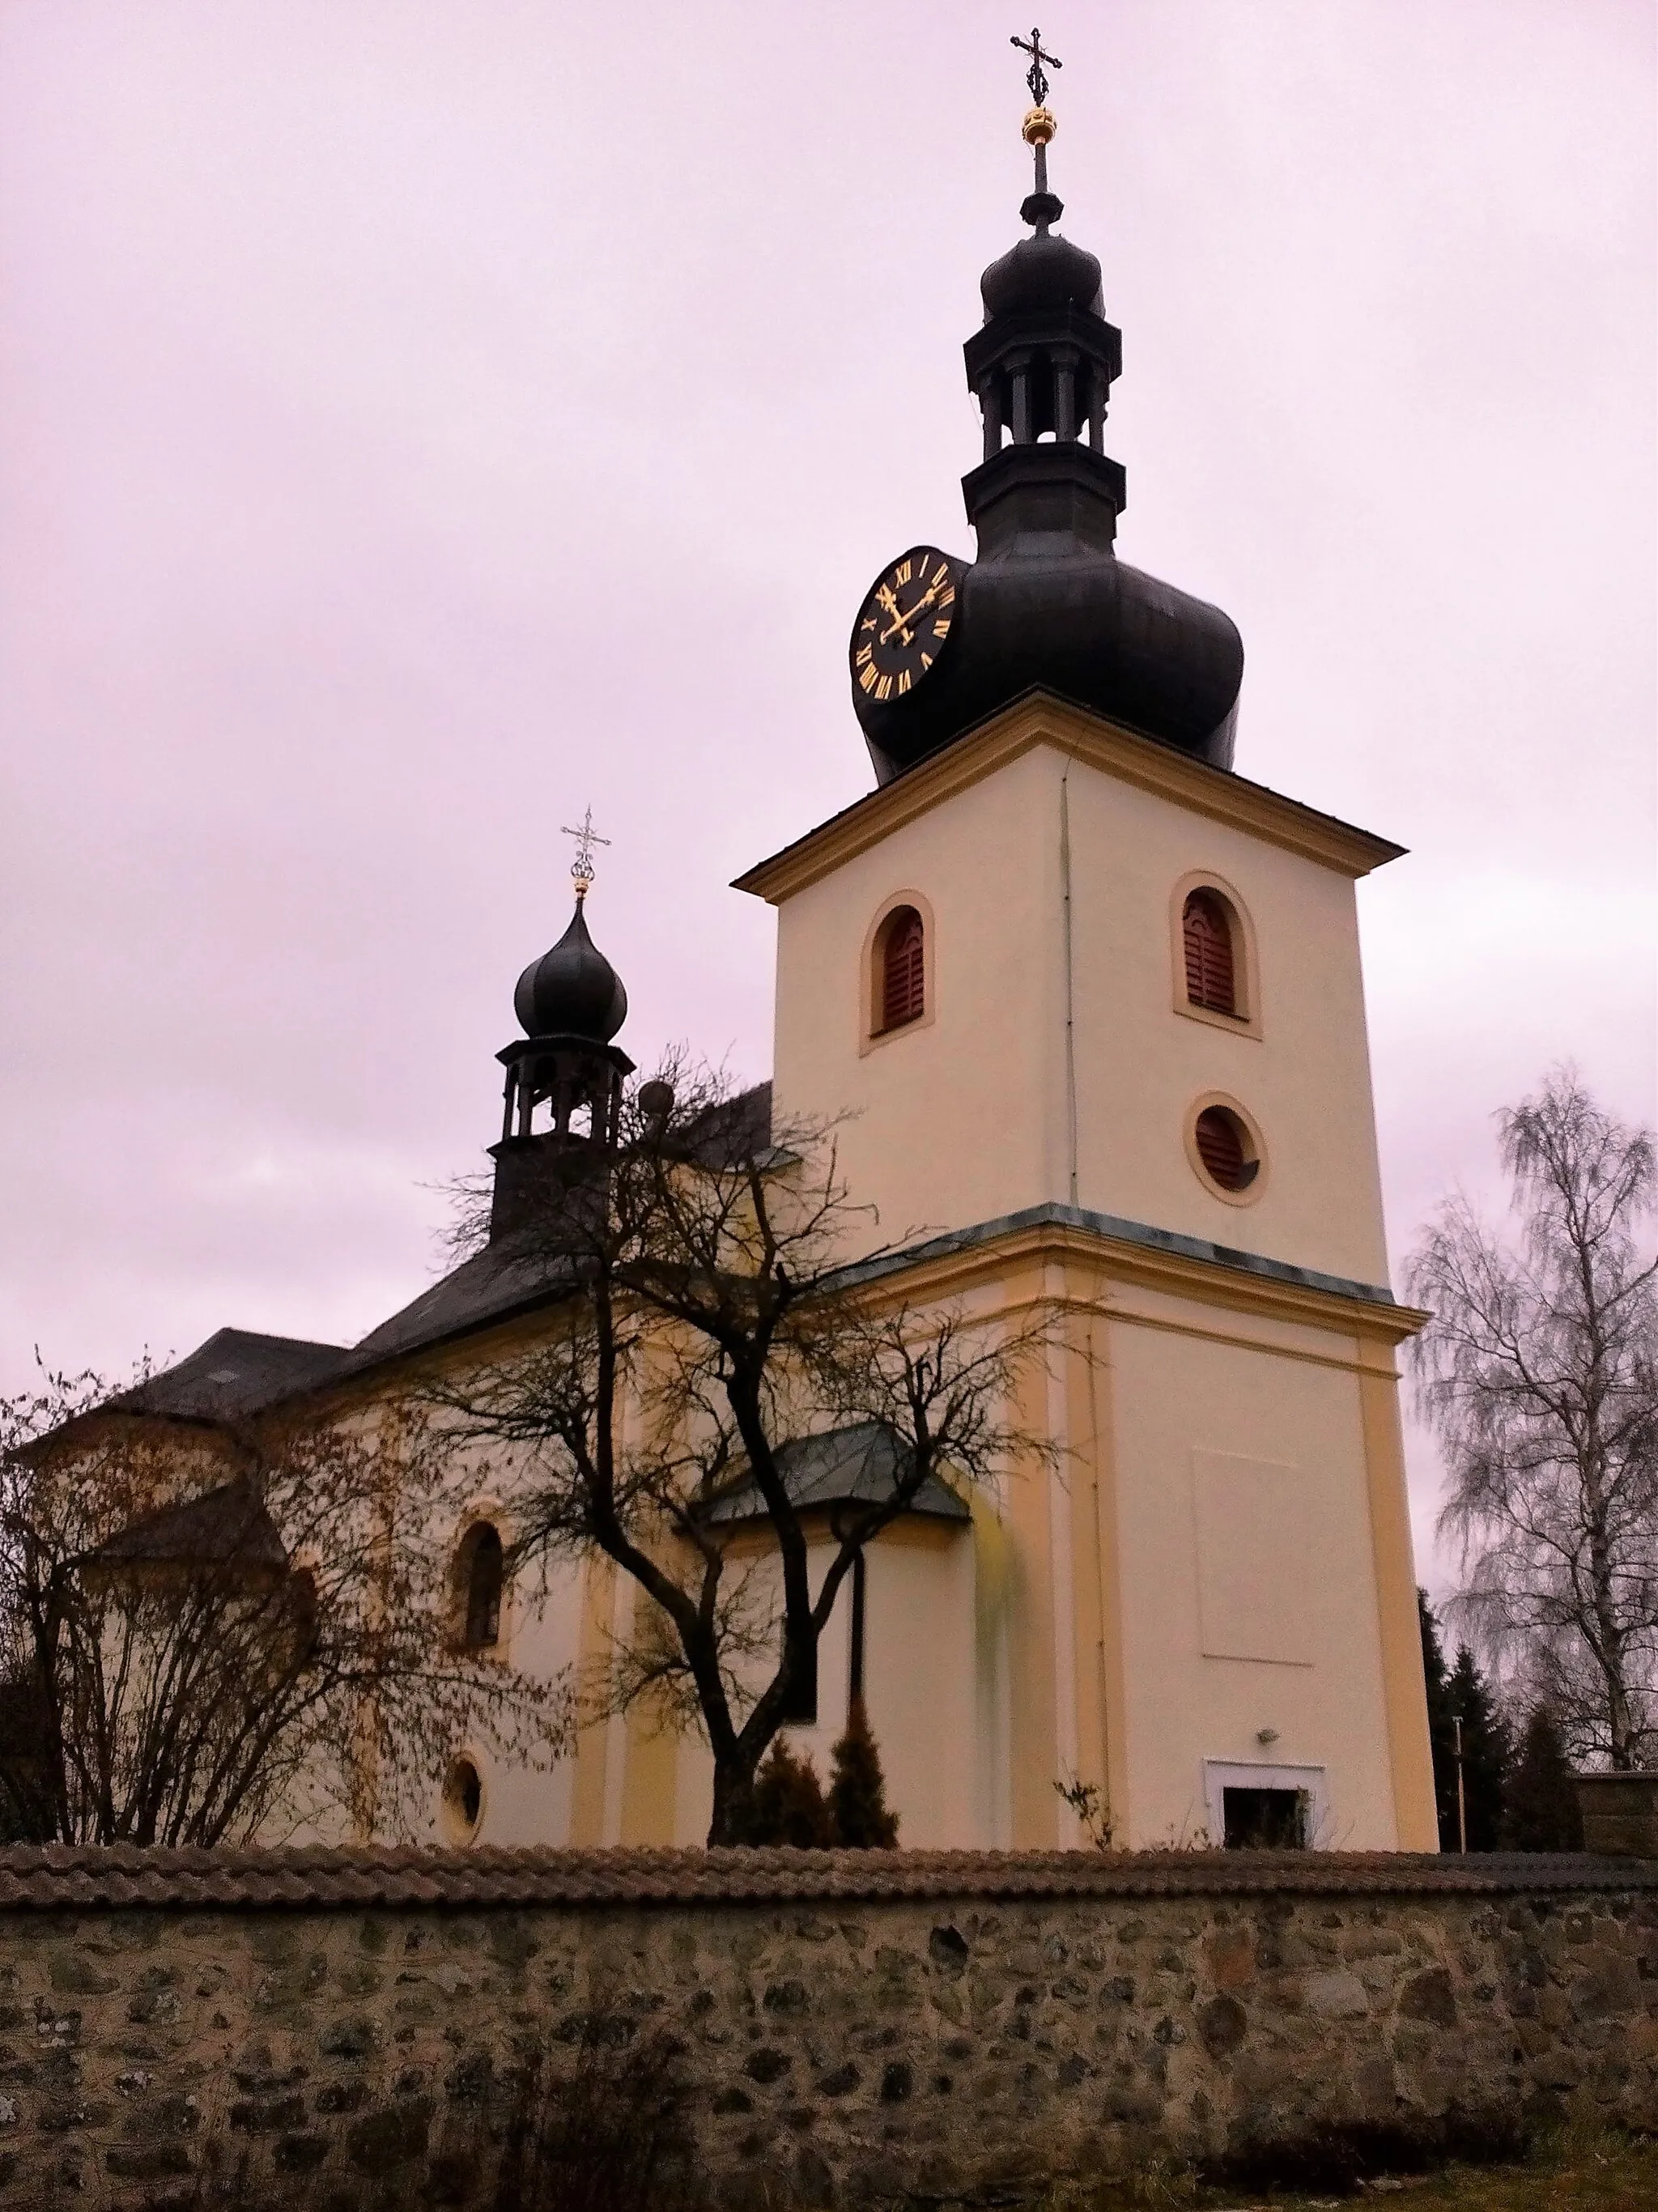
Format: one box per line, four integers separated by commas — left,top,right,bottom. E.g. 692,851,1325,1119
835,1202,1428,1346
733,691,1405,904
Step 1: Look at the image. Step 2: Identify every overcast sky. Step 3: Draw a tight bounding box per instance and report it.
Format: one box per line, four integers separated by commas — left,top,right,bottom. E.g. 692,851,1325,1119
2,2,1653,1588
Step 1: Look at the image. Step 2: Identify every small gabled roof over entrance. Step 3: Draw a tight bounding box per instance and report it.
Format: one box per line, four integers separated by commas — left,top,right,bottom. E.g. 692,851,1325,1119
704,1421,971,1529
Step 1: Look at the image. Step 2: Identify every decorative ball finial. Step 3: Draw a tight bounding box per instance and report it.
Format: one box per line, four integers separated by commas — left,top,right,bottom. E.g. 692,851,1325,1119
1022,105,1056,147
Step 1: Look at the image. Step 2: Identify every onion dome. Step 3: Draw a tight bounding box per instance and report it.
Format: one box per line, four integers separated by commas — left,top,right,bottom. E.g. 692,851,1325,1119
513,899,627,1041
848,65,1244,787
980,228,1103,318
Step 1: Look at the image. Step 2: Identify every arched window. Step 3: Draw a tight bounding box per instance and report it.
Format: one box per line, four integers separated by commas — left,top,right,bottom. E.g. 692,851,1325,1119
460,1522,504,1650
878,907,925,1033
1182,891,1238,1017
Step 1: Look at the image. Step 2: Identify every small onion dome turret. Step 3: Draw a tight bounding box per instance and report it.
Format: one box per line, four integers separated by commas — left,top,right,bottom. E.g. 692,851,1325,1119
513,900,627,1042
980,228,1103,319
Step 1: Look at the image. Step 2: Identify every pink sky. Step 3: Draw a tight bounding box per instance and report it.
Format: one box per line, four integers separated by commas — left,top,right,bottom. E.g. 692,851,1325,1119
2,3,1653,1590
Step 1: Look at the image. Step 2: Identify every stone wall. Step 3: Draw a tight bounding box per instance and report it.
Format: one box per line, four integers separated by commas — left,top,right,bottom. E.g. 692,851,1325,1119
1,1845,1656,2210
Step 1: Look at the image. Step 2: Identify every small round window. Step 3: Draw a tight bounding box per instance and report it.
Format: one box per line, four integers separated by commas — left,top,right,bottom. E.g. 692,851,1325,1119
1192,1104,1260,1194
442,1754,484,1844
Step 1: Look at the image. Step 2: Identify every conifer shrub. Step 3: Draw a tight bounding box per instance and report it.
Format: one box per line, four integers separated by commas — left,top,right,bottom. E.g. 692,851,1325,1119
748,1738,835,1846
741,1705,900,1847
1503,1703,1585,1851
827,1695,899,1846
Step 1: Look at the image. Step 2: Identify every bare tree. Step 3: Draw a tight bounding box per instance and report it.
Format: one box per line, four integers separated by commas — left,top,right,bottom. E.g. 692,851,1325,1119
428,1061,1052,1846
1405,1070,1658,1770
0,1368,568,1844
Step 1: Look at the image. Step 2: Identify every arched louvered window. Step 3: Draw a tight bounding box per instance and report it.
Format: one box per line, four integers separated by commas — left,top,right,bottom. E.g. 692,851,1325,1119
461,1523,504,1650
878,907,925,1033
1193,1105,1258,1193
1182,891,1238,1016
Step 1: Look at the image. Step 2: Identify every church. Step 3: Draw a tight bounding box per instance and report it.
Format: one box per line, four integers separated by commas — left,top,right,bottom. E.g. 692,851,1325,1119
108,63,1438,1857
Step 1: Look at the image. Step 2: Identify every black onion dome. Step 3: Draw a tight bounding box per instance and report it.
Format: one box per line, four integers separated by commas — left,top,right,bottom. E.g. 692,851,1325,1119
857,511,1243,785
980,228,1103,319
851,164,1244,786
513,900,627,1041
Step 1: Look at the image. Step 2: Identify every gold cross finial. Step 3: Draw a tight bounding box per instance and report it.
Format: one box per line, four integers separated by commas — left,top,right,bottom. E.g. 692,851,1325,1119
561,806,610,901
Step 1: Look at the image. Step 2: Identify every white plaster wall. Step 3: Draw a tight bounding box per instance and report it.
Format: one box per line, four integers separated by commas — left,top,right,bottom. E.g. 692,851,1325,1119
861,1531,980,1848
768,738,1394,1289
771,745,1067,1257
1061,756,1392,1287
1107,1314,1399,1851
423,1551,585,1848
614,1526,977,1848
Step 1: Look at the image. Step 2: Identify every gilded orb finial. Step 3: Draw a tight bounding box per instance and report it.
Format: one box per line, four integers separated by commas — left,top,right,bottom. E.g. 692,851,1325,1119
1022,105,1056,147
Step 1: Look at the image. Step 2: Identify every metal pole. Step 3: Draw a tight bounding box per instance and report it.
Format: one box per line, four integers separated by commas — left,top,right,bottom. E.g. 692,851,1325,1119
1454,1716,1468,1854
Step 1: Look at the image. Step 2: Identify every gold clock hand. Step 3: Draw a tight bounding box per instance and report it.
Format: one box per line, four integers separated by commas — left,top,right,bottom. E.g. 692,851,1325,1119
880,581,943,644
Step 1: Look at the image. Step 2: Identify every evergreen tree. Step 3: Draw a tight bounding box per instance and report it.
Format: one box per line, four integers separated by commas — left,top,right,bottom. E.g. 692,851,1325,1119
827,1698,899,1848
1418,1589,1460,1850
1445,1643,1511,1851
1418,1591,1512,1851
747,1739,835,1847
1503,1704,1584,1852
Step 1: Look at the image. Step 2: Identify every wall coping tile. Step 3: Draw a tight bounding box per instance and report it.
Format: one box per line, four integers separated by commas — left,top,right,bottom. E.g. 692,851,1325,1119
2,1843,1656,1912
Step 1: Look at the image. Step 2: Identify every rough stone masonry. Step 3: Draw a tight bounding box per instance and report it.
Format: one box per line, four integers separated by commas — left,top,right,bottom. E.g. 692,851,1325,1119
1,1845,1656,2209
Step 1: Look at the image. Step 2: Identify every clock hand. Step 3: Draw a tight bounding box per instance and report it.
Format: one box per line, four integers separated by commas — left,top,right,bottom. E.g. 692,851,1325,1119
880,581,944,644
874,583,922,648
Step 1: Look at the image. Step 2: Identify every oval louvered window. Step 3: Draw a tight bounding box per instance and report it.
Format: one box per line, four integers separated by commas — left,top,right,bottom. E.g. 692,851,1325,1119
1194,1105,1258,1193
1182,891,1238,1016
878,908,925,1032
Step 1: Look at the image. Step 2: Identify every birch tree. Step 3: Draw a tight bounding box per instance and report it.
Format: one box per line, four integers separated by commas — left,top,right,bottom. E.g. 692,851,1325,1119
1405,1070,1658,1769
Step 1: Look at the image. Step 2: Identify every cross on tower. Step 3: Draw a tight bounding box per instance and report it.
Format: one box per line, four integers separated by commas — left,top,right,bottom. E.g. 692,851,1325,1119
561,806,610,900
1010,25,1061,109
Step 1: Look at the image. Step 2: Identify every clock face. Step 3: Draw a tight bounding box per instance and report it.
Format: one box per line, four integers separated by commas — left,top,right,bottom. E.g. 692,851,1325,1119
850,547,961,703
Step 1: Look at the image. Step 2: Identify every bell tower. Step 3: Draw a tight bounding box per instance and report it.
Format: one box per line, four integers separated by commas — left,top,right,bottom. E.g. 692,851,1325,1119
736,39,1436,1856
852,39,1243,789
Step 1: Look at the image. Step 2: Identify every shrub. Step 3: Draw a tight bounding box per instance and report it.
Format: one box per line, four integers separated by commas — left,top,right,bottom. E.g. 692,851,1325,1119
827,1696,899,1846
1199,2105,1532,2196
747,1738,835,1847
487,2017,691,2212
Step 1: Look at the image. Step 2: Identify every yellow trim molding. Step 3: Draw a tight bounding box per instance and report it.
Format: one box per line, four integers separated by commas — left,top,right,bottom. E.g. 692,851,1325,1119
733,693,1405,905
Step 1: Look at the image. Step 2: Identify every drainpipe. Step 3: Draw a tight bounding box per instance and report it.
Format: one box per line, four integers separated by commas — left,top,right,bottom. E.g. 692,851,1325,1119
1060,764,1079,1209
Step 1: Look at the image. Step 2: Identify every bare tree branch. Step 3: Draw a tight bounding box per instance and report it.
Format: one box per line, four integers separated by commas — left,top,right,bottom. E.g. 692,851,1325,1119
1405,1068,1658,1769
423,1058,1058,1844
0,1365,570,1844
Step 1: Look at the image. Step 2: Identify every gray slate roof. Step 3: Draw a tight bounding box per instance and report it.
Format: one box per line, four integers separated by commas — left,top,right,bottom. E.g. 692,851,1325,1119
346,1236,578,1368
88,1475,289,1573
704,1421,970,1527
113,1329,352,1424
341,1080,777,1373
